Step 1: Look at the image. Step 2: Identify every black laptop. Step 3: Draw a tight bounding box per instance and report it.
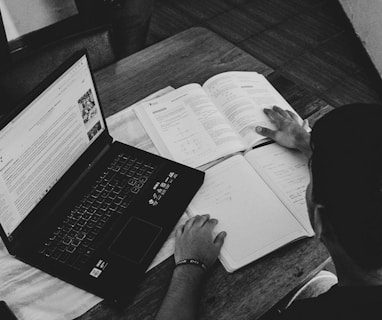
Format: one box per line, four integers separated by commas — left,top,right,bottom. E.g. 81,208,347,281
0,50,204,304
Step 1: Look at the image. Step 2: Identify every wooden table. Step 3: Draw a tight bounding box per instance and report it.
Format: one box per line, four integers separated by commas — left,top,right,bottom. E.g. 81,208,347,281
78,27,332,320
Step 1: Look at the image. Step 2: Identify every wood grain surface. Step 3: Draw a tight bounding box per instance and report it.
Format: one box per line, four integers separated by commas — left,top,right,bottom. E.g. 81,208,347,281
78,27,331,320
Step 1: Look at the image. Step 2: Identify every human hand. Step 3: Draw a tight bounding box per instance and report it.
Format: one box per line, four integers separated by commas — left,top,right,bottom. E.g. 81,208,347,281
256,106,311,157
174,214,226,269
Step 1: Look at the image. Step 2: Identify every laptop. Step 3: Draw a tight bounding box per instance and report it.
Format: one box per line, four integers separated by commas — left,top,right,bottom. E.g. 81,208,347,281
0,50,204,304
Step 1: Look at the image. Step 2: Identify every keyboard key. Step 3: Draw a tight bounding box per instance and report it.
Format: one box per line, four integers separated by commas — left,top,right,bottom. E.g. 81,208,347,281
66,245,76,253
76,232,86,240
59,252,70,263
71,239,81,247
62,237,71,245
131,187,140,194
52,251,62,260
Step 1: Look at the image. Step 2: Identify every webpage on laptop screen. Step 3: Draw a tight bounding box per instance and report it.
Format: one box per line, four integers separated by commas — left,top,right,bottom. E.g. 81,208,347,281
0,55,105,237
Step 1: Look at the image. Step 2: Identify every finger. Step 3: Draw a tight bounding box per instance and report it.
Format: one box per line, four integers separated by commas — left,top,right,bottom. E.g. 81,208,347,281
207,218,218,226
264,107,284,124
204,219,219,236
214,231,227,248
256,126,276,139
303,119,310,131
193,215,203,226
175,224,184,238
286,110,298,121
203,218,217,230
272,106,289,118
195,214,210,227
184,216,198,230
263,108,277,122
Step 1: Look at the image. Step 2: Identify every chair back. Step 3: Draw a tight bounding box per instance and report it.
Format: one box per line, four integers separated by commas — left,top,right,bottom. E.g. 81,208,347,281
0,0,156,117
0,26,117,117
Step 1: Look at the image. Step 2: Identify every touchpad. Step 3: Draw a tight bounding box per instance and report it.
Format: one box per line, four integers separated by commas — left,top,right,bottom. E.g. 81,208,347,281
109,217,162,264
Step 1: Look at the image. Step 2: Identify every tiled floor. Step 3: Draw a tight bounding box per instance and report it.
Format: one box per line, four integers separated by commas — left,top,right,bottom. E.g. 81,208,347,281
147,0,382,108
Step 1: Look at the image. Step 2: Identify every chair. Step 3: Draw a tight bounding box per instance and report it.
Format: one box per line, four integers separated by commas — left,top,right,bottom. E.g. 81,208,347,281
0,24,117,117
0,0,155,117
75,0,155,56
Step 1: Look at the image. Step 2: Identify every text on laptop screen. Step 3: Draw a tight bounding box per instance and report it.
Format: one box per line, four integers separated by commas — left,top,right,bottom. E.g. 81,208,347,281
0,54,106,237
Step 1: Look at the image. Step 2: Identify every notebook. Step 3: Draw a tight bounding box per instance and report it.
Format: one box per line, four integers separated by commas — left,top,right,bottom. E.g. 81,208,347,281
0,50,204,305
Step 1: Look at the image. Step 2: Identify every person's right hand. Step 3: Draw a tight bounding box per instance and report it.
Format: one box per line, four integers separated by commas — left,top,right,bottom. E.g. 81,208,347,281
174,214,226,269
256,106,311,157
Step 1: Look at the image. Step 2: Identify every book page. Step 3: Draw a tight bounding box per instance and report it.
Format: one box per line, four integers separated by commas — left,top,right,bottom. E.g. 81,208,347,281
135,84,246,168
187,155,308,272
245,144,314,235
107,86,175,156
203,72,304,148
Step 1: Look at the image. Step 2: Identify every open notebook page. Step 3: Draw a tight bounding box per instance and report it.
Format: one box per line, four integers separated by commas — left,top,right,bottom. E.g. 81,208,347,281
245,143,314,235
187,154,308,272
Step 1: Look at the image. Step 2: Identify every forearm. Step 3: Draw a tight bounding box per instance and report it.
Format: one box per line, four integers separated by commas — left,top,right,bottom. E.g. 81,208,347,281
155,266,205,320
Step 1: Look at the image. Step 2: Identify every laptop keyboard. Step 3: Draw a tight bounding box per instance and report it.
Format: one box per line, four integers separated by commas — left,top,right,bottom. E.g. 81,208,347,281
38,152,157,271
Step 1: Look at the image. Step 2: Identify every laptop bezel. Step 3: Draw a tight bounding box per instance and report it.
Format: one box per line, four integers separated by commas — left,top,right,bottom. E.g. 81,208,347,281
0,50,113,253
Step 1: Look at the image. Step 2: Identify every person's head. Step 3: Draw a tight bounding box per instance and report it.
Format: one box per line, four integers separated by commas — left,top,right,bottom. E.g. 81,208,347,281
307,103,382,271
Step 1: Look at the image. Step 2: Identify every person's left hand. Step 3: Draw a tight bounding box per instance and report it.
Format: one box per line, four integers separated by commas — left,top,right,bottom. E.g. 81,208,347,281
256,106,311,157
174,214,226,269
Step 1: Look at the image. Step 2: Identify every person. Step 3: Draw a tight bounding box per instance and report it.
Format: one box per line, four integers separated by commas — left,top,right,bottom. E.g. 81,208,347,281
155,103,382,320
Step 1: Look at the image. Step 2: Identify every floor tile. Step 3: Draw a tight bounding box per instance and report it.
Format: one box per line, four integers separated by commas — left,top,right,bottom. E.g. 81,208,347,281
280,50,350,93
147,3,197,42
168,0,233,21
204,7,270,43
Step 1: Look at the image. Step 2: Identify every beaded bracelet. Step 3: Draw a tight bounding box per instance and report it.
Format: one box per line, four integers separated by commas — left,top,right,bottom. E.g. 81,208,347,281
175,258,208,272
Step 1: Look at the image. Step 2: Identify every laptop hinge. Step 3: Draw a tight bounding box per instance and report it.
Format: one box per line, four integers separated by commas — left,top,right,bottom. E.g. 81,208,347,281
45,143,112,219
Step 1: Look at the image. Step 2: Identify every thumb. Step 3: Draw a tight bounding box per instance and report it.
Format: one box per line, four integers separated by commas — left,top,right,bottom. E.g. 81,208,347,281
302,119,310,131
256,126,276,139
175,224,184,239
214,231,227,248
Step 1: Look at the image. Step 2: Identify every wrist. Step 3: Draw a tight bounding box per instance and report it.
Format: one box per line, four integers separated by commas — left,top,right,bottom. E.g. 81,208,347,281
173,264,205,282
295,131,311,158
176,258,208,271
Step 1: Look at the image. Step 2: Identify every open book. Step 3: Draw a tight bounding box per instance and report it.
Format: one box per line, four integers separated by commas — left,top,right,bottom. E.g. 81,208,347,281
188,143,314,272
135,71,305,168
134,71,313,272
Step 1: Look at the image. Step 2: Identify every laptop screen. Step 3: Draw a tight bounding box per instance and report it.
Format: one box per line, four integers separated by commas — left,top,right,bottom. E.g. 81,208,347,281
0,54,106,237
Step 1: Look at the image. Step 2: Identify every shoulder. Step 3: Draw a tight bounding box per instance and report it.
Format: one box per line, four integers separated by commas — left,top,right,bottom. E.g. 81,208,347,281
279,285,382,320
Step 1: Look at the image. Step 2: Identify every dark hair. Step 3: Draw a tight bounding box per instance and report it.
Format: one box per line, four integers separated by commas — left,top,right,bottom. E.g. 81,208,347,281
310,103,382,270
